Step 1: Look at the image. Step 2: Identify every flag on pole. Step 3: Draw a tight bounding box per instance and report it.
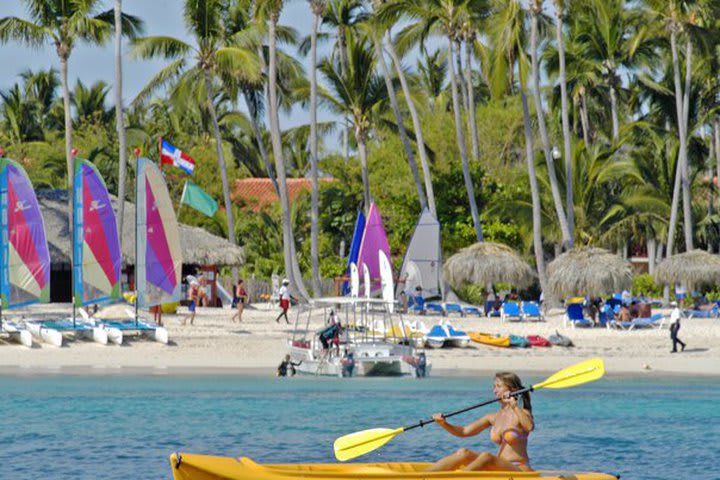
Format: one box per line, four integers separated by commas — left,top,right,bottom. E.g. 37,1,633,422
160,139,196,174
180,180,218,217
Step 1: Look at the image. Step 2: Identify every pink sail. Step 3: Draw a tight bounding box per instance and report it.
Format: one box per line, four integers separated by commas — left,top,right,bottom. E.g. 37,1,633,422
356,203,391,295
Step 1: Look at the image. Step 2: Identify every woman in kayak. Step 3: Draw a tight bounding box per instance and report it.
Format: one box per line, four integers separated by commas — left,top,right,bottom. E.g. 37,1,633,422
427,372,534,472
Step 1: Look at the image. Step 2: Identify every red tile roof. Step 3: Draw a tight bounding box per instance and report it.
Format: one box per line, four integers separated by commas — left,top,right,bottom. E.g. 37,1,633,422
232,178,333,212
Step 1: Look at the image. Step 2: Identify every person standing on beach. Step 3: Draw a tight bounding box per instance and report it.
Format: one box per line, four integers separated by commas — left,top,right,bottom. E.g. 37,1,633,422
183,280,199,326
231,279,248,323
275,279,291,324
670,316,686,353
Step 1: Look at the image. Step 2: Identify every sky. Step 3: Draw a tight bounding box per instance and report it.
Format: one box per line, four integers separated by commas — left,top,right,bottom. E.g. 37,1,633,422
0,0,339,143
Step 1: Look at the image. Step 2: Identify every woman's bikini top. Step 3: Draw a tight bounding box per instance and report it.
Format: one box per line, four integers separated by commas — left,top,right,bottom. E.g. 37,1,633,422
490,425,528,445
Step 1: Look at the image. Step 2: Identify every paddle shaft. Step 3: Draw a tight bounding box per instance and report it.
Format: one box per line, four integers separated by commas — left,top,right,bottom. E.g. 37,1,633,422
403,386,533,432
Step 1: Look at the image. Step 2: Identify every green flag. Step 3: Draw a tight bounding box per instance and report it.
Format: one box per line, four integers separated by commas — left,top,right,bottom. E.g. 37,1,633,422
180,180,218,217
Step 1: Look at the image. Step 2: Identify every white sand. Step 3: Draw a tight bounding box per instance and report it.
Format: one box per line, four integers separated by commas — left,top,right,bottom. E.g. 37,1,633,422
1,302,718,377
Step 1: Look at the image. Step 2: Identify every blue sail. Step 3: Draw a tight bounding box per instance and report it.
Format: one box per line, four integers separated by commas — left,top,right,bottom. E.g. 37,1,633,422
343,210,365,295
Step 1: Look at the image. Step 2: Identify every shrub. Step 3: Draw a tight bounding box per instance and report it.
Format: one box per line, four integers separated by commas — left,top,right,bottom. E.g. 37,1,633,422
632,274,662,298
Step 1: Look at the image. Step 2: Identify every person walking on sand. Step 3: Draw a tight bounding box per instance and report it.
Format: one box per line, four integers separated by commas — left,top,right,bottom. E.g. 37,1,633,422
231,279,248,323
427,372,534,472
670,315,686,353
275,279,292,324
183,280,200,326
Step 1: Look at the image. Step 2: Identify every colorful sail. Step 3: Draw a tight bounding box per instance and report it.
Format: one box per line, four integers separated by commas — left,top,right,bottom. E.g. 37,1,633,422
72,159,121,306
396,208,442,298
0,158,50,309
356,203,391,294
343,210,365,295
136,157,182,308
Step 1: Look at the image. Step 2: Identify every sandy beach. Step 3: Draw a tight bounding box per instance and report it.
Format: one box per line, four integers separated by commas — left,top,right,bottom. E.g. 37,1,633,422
0,302,718,377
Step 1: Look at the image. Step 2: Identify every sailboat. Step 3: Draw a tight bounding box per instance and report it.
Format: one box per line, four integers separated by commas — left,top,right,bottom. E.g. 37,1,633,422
0,157,40,347
396,207,442,299
342,210,365,295
356,202,391,296
23,159,111,346
72,158,123,345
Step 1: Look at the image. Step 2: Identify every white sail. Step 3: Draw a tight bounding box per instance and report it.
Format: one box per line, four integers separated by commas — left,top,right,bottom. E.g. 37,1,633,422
397,208,442,298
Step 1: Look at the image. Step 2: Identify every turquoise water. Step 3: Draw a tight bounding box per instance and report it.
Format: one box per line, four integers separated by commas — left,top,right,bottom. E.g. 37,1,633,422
0,374,718,480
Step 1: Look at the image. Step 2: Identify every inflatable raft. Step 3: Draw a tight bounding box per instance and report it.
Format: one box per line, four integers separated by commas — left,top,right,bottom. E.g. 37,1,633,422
169,454,618,480
468,332,511,348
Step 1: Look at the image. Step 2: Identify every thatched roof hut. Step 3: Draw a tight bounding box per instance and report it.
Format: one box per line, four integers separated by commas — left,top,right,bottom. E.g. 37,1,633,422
653,249,720,289
546,247,632,299
38,190,244,266
443,242,534,289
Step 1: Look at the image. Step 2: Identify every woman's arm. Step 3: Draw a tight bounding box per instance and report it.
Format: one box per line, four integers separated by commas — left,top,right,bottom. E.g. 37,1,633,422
511,405,534,432
433,413,493,438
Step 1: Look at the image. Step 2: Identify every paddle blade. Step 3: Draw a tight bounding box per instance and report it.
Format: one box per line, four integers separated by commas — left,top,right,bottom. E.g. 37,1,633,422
533,357,605,390
333,427,404,461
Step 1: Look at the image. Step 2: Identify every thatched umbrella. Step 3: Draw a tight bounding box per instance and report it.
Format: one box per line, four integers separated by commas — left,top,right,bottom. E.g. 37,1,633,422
546,247,632,299
443,242,534,289
654,249,720,290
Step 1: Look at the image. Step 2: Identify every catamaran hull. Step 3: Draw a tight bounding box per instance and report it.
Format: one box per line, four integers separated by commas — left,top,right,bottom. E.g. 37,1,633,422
448,338,470,348
143,325,168,344
425,338,446,349
25,322,63,347
104,327,123,345
82,327,108,345
2,323,32,347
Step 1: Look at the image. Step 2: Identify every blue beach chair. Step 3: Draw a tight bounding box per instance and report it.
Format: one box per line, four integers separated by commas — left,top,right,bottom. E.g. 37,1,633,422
462,305,482,317
425,302,446,316
485,300,502,317
444,303,465,317
501,302,523,322
564,303,594,328
521,302,544,322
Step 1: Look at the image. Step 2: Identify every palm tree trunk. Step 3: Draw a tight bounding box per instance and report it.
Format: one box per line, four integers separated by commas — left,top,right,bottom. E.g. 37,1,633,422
356,132,371,209
339,28,350,164
243,90,279,194
309,6,322,295
456,40,469,114
373,34,426,210
520,86,547,292
681,39,693,250
609,84,620,142
530,7,571,248
580,91,591,146
465,36,480,162
555,6,573,247
666,151,682,256
60,53,74,232
647,237,656,275
385,32,436,217
203,71,237,251
448,36,483,241
114,0,128,250
268,12,308,298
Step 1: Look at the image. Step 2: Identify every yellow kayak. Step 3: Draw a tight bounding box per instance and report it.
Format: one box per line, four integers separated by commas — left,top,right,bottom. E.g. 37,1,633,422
468,332,511,348
169,454,618,480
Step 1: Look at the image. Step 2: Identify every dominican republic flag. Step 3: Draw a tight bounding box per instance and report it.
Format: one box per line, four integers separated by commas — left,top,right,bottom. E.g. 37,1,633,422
160,139,195,174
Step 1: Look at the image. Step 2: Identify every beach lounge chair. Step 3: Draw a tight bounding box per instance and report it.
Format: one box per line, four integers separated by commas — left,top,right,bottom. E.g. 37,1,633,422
598,304,613,328
425,302,446,316
484,300,502,317
684,305,719,319
564,303,594,328
462,305,482,316
444,303,465,317
409,296,426,314
627,313,665,330
501,302,523,322
521,302,544,322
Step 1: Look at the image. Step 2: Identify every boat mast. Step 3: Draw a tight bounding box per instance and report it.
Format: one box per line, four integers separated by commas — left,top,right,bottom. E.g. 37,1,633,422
71,151,77,328
135,152,139,327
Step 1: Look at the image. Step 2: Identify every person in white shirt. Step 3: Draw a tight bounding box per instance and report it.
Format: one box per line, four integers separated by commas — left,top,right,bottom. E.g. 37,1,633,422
275,279,292,324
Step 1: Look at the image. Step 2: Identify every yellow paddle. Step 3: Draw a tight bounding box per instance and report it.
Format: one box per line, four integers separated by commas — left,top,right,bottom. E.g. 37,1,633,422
333,357,605,461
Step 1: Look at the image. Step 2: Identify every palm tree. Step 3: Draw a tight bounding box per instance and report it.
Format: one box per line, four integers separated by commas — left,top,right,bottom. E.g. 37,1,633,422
0,0,142,229
363,10,427,212
378,6,438,217
528,0,572,248
131,0,260,258
553,0,574,247
115,0,130,254
389,0,484,241
309,0,325,295
319,32,387,210
255,0,309,298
